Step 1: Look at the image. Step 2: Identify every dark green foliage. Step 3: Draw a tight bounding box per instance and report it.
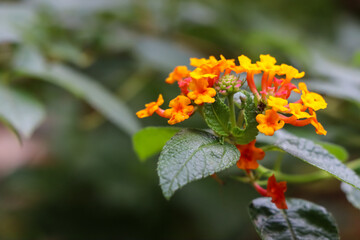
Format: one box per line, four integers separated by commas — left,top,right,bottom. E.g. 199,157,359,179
249,198,339,240
157,129,239,199
204,95,230,136
232,91,259,144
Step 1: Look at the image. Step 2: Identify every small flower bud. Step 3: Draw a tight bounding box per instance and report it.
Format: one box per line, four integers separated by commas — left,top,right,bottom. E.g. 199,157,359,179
214,74,243,96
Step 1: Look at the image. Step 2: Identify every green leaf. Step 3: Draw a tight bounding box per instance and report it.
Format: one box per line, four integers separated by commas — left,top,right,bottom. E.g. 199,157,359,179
341,182,360,210
274,131,360,190
13,45,140,136
316,141,349,162
232,91,259,144
204,95,230,136
249,197,339,240
133,127,181,162
0,85,45,139
158,128,240,199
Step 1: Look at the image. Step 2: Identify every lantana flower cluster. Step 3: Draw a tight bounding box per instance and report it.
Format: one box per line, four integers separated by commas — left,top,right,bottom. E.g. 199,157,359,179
136,54,328,209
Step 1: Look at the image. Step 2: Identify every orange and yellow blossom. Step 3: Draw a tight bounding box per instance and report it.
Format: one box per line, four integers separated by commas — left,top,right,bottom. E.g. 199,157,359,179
236,140,265,170
190,56,224,80
256,54,280,96
279,64,305,83
165,66,190,84
164,95,194,125
301,91,327,111
267,96,289,112
136,94,164,118
238,55,261,99
288,103,312,119
295,82,327,111
256,109,285,136
187,75,216,105
309,110,327,135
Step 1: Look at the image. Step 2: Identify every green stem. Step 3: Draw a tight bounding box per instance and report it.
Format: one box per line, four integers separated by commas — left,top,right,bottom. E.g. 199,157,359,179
197,105,205,119
231,176,252,183
227,93,237,129
256,165,330,185
273,152,285,172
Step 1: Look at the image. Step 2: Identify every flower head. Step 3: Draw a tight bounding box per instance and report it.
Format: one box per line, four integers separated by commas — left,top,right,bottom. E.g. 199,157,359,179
280,64,305,82
301,92,327,111
267,174,288,209
256,54,280,73
267,96,289,112
236,140,265,170
289,103,311,119
136,94,164,118
164,95,194,125
238,55,261,74
165,66,190,84
256,109,285,136
187,77,216,105
310,111,327,135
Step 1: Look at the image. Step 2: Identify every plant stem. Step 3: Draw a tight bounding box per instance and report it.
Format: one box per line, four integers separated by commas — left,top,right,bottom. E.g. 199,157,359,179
197,105,205,119
227,93,237,129
273,152,285,172
256,165,330,185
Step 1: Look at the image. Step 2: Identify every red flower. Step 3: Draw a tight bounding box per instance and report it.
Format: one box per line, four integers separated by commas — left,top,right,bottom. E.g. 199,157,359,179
236,140,265,170
266,174,288,209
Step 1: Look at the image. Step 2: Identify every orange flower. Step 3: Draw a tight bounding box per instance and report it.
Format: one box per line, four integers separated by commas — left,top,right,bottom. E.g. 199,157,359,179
309,111,327,135
266,174,288,209
190,56,219,68
238,55,261,98
187,77,216,105
219,55,237,73
236,140,265,170
256,110,285,136
165,66,190,84
136,94,164,118
190,56,223,77
164,95,194,125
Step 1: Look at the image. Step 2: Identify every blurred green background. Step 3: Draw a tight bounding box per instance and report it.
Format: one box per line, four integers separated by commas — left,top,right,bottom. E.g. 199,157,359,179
0,0,359,239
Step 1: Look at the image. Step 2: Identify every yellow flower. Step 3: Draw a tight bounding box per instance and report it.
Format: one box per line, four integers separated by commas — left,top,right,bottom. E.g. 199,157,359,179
301,92,327,111
288,103,312,119
187,77,216,105
219,55,236,72
295,82,327,111
256,109,285,136
280,64,305,82
190,56,219,68
164,95,194,125
267,96,289,112
238,55,261,73
165,66,190,84
136,94,164,118
310,113,327,135
190,68,217,80
256,54,280,73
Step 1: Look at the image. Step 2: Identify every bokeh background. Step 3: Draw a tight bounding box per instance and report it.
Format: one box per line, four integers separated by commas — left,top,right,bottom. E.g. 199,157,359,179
0,0,360,239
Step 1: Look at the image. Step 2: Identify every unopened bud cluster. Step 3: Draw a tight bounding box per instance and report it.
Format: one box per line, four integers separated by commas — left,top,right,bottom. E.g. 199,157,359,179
215,74,243,96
